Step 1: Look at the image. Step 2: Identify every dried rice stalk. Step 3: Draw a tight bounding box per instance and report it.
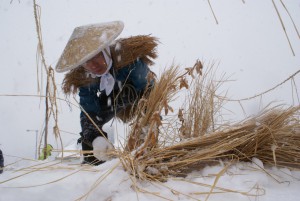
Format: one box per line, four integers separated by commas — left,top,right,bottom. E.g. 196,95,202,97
125,64,182,152
34,1,62,159
179,62,225,139
124,60,205,153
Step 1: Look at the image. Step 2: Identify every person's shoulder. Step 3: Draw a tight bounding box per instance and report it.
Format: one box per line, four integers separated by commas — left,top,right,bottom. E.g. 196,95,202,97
118,59,145,69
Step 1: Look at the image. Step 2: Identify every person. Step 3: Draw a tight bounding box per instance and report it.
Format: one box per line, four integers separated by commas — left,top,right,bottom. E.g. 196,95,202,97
0,149,4,174
55,21,158,165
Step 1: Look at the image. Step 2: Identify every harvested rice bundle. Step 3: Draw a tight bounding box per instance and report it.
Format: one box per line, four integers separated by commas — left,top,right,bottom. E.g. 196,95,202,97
122,106,300,181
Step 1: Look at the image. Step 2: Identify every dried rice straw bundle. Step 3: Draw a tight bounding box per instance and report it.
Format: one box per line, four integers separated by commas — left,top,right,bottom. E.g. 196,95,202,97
119,60,300,181
123,106,300,181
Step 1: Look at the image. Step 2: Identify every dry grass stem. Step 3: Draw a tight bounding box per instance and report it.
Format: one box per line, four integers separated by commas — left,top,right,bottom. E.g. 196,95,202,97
279,0,300,39
271,0,295,56
33,0,62,159
180,63,226,139
207,0,218,24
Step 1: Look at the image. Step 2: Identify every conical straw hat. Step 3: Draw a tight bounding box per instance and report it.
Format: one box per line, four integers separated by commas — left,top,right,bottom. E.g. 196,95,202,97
55,21,124,72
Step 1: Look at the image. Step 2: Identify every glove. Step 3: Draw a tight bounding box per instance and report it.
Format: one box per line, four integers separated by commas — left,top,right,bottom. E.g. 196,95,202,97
92,137,114,161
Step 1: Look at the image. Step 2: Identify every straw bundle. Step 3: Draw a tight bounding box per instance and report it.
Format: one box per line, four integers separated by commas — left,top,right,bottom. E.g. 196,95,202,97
123,106,300,181
120,61,300,181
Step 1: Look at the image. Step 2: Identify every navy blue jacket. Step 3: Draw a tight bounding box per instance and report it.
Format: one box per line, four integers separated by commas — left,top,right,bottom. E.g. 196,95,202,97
79,59,152,143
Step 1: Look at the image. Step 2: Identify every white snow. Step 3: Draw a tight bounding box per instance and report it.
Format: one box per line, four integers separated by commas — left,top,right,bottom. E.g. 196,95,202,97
1,0,300,200
56,140,81,160
1,157,300,201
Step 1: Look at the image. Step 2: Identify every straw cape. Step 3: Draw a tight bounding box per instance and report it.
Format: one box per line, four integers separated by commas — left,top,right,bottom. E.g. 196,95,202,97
55,21,124,73
62,35,159,94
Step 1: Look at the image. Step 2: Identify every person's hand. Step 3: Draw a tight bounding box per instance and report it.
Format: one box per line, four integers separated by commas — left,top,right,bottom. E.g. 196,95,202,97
92,137,114,161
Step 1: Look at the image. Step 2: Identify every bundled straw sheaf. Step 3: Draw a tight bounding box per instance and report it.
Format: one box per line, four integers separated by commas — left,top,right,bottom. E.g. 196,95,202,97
120,60,300,181
139,106,300,180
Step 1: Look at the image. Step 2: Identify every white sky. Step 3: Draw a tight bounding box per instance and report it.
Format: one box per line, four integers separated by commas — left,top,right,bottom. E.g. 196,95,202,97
0,0,299,161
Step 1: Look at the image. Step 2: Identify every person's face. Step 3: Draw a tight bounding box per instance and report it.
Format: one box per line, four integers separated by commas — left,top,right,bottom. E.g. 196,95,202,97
82,52,107,75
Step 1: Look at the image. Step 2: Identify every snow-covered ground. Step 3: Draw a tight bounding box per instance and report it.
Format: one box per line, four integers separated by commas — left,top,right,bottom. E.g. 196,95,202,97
1,155,300,201
1,0,300,200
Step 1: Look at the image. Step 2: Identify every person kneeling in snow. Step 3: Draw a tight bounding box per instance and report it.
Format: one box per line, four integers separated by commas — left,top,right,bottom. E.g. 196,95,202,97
55,21,158,165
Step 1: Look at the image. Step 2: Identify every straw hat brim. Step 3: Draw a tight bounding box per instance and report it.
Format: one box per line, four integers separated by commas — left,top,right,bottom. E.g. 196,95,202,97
55,21,124,73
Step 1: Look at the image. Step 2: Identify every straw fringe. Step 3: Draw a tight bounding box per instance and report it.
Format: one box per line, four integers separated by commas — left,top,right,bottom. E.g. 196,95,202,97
111,35,159,69
62,35,159,95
